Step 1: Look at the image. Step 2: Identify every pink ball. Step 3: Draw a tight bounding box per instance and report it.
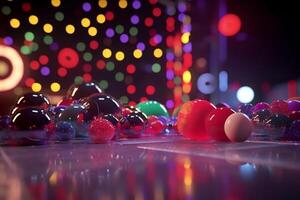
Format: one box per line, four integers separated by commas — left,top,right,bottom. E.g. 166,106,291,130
88,117,115,143
224,113,252,142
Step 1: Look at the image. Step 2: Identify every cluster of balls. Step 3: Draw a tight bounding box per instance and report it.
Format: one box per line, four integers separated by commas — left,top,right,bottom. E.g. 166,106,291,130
238,99,300,141
0,82,174,145
176,98,300,142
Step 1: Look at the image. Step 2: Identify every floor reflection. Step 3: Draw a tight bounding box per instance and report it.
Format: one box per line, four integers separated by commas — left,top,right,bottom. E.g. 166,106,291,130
1,139,300,199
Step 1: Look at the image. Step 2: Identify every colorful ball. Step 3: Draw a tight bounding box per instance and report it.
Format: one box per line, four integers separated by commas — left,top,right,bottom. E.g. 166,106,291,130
145,115,166,135
67,82,102,100
237,103,253,118
287,100,300,112
137,100,169,117
177,100,216,140
288,111,300,121
55,121,76,141
270,100,289,115
88,117,115,143
224,113,252,142
15,92,50,109
83,94,121,122
103,114,119,126
11,107,51,131
120,112,146,138
205,107,235,141
252,102,270,113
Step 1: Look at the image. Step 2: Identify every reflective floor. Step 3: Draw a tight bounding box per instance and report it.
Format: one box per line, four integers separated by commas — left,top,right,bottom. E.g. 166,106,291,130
1,137,300,200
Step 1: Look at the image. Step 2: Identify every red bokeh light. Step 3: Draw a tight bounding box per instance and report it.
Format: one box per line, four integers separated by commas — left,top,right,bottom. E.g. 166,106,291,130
105,11,114,21
144,17,154,27
96,60,106,70
39,55,49,65
218,14,241,37
152,8,161,17
57,67,67,77
89,40,99,50
30,60,40,70
83,63,92,72
25,78,35,87
22,3,31,12
146,85,156,95
148,0,158,4
128,101,136,107
140,97,148,102
57,48,79,69
127,85,136,94
83,73,92,82
126,64,136,74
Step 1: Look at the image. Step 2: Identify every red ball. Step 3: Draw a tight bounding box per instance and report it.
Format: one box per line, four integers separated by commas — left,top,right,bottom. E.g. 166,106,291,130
288,111,300,121
121,107,133,117
205,107,235,141
270,100,289,115
177,100,216,140
145,115,165,135
88,117,115,143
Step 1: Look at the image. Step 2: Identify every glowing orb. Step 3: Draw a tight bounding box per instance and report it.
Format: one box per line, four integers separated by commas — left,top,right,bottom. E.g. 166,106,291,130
0,45,24,92
57,48,79,69
218,14,241,37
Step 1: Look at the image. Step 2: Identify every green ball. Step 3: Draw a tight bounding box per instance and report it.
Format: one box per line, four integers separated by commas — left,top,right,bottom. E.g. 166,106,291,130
136,101,169,117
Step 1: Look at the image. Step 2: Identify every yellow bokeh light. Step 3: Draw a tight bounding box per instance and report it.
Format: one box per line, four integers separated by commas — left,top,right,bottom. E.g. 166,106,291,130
43,23,53,33
28,15,39,25
32,82,42,92
153,48,163,58
50,82,61,92
182,83,192,94
96,14,106,24
102,48,112,58
51,0,61,7
181,32,190,44
119,0,128,9
10,18,20,28
81,18,91,28
65,24,75,34
133,49,142,59
88,27,97,36
183,70,191,83
115,51,125,61
98,0,107,8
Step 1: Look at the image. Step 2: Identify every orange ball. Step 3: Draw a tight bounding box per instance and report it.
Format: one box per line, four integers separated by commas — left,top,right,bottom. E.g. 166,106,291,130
177,99,216,140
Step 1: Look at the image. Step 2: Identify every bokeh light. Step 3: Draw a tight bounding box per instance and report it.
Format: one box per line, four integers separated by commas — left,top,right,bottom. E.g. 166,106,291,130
50,82,61,92
31,82,42,92
43,23,53,33
115,51,125,61
28,15,38,25
65,24,75,34
10,18,20,28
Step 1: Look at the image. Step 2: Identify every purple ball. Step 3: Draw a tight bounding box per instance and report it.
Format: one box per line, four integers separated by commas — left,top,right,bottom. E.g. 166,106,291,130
287,100,300,112
252,102,270,113
237,103,253,118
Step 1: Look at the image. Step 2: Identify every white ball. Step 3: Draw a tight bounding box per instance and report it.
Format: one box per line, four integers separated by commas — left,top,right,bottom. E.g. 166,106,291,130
224,112,252,142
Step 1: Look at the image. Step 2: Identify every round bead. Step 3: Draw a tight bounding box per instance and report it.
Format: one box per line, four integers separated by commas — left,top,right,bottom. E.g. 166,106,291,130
136,100,169,117
224,112,252,142
15,92,50,109
205,107,235,141
145,115,166,135
270,100,289,115
11,107,51,130
88,117,115,143
120,112,146,138
83,94,121,122
237,103,253,118
252,102,270,113
177,100,216,140
55,121,76,141
287,100,300,112
67,82,102,100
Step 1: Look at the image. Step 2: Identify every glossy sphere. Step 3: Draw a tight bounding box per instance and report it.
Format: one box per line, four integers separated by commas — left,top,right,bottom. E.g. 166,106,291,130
121,107,133,117
67,82,102,100
58,104,86,122
205,107,235,141
145,115,166,135
131,111,147,121
237,103,253,118
252,102,270,113
177,100,216,140
265,114,290,140
252,109,272,124
11,107,51,130
50,106,66,120
288,111,300,121
103,114,119,127
224,113,252,142
270,100,289,115
0,115,10,130
15,92,50,109
287,100,300,112
83,94,121,122
120,112,145,138
55,121,76,141
88,117,115,143
137,101,169,117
